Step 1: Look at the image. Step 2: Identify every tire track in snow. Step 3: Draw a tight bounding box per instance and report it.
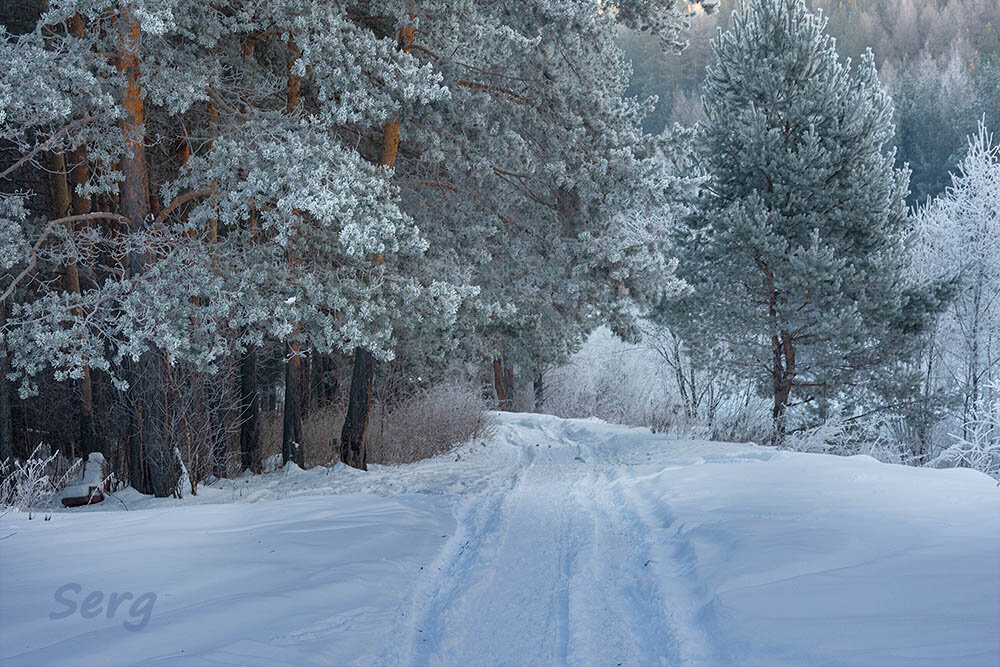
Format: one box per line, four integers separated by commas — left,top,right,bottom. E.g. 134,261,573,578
565,470,683,666
402,441,599,666
614,474,720,665
391,444,535,666
391,419,721,666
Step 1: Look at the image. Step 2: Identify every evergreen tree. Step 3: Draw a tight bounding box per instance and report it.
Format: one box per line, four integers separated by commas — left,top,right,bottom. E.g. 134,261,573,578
662,0,940,438
2,1,704,477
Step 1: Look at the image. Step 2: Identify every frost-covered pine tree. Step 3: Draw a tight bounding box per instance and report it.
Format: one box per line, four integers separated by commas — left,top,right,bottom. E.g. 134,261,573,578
328,1,703,437
665,0,940,438
2,0,708,477
1,0,467,484
388,1,700,405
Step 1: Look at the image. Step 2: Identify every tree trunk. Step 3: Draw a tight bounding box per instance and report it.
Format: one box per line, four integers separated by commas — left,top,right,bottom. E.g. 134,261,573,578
240,342,261,473
533,360,544,411
492,358,509,410
303,352,312,418
771,331,794,443
47,149,98,456
286,37,301,113
503,360,516,410
68,13,98,455
279,34,305,470
341,349,374,470
338,24,414,470
282,340,303,467
916,329,938,462
117,5,164,495
965,264,984,438
0,300,12,462
210,383,228,478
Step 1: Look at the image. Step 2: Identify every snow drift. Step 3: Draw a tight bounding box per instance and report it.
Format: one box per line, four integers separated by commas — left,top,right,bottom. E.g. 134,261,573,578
1,413,998,666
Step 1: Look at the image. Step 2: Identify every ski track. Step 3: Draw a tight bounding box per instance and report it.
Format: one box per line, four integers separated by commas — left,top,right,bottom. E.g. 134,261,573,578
4,413,998,667
394,419,714,667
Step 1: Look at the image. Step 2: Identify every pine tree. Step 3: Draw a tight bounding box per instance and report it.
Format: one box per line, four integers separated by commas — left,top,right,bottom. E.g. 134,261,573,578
664,0,939,439
1,0,706,476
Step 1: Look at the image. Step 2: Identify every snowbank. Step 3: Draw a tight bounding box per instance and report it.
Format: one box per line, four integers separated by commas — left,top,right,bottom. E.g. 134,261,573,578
1,413,997,666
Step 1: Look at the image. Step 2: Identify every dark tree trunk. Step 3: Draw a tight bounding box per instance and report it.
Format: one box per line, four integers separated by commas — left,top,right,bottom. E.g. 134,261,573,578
341,349,374,470
210,384,228,478
309,352,339,409
336,25,413,471
240,344,261,473
771,331,794,443
127,356,163,494
282,341,303,467
503,361,516,409
533,370,544,411
302,353,312,418
67,15,97,455
0,300,12,462
492,357,515,411
45,149,99,455
267,383,277,412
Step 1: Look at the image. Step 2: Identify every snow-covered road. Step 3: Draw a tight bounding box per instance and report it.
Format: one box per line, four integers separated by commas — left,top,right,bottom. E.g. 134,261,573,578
401,421,714,667
2,413,999,666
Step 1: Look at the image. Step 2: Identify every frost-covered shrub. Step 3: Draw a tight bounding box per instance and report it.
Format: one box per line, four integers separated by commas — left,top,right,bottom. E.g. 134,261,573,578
780,413,927,465
544,328,680,430
706,392,774,444
543,327,774,442
928,393,1000,480
0,444,81,518
368,381,493,465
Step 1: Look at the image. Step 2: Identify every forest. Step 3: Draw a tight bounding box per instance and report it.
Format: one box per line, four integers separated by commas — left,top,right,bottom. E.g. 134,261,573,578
0,0,998,501
2,2,999,665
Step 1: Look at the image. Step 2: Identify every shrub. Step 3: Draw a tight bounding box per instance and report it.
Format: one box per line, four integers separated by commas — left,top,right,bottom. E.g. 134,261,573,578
0,444,81,518
928,392,1000,479
368,380,493,465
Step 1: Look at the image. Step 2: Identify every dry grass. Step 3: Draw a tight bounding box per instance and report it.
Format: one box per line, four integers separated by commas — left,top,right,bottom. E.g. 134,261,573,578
259,380,491,468
368,381,494,465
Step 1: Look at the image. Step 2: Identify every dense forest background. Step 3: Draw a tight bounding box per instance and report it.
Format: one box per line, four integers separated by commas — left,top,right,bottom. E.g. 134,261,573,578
621,0,999,205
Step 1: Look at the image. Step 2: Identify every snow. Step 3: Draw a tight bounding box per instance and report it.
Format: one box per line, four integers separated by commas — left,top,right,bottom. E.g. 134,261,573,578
2,413,998,666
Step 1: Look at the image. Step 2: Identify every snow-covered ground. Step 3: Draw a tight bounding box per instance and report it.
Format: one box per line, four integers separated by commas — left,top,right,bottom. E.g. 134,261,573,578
2,413,999,666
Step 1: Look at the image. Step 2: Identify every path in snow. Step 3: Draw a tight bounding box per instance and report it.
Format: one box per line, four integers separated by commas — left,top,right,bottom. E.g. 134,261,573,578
2,412,999,666
399,419,713,666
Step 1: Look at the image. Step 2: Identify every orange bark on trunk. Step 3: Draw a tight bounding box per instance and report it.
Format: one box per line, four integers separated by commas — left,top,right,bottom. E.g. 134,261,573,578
340,23,416,470
117,5,161,493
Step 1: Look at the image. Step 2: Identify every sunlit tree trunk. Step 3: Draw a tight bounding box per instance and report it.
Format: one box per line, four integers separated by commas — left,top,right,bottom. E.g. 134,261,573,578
117,5,164,494
492,357,516,411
